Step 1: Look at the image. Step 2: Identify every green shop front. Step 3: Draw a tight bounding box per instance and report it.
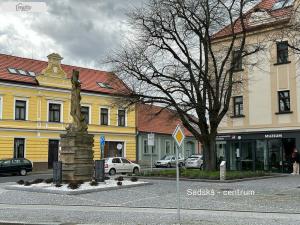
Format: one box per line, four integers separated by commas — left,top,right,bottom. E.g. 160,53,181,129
216,130,299,173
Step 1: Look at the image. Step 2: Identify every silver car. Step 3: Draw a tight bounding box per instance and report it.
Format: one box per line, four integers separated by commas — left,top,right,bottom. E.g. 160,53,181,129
185,155,203,169
155,155,185,168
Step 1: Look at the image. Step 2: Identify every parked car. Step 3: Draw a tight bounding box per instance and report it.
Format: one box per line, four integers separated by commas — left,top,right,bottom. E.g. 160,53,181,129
105,157,140,176
154,155,185,168
0,158,32,176
185,155,203,169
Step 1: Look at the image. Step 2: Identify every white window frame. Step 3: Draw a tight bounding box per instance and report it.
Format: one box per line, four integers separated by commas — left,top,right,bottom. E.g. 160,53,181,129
14,97,29,121
47,100,63,123
0,96,3,119
81,104,92,124
165,140,171,154
99,106,110,126
117,108,127,127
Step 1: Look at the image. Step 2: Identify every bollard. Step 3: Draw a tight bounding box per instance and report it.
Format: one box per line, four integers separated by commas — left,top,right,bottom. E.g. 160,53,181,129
53,161,62,184
220,161,226,181
95,160,105,182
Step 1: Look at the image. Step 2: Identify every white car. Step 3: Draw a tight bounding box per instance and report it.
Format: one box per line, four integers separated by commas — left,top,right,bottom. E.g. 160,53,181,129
104,157,140,176
185,155,203,169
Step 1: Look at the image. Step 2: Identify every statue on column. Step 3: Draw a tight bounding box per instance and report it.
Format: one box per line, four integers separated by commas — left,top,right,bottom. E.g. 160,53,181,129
66,70,88,133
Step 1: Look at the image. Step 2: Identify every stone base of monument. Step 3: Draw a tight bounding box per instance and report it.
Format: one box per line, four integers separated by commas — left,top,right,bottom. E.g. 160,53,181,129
60,132,94,182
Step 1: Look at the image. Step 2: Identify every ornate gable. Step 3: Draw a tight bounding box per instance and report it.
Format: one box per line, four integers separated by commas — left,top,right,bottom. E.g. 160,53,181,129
36,53,71,89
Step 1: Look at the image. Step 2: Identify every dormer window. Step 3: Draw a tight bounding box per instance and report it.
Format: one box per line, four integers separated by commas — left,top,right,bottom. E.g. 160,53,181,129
7,68,18,74
97,82,112,89
272,0,293,10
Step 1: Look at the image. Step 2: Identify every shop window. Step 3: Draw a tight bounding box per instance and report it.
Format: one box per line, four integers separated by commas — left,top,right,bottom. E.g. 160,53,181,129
14,138,25,158
278,90,290,113
233,96,244,116
276,41,289,64
80,106,90,124
15,100,27,120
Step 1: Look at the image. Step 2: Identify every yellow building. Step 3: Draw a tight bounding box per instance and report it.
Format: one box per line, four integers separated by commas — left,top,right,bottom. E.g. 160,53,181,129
0,53,136,170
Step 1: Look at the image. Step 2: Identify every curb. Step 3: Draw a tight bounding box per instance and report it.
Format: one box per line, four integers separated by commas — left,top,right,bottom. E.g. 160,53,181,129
4,182,152,195
131,174,288,183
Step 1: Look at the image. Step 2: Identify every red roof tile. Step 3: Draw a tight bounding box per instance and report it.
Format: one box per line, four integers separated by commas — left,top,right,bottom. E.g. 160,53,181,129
213,0,293,40
137,104,194,137
0,54,131,95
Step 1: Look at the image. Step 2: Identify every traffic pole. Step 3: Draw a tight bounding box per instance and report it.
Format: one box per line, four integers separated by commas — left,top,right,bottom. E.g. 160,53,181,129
176,144,181,223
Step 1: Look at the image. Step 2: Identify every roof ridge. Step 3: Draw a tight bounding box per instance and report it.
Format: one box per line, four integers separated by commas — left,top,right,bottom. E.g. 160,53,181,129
0,53,109,73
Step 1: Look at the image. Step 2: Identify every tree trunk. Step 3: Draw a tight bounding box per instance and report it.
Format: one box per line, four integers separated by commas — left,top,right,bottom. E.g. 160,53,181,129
203,134,217,171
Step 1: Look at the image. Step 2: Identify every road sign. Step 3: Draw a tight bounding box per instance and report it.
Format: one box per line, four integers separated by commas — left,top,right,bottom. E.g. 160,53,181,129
148,133,155,146
173,124,185,147
100,136,105,146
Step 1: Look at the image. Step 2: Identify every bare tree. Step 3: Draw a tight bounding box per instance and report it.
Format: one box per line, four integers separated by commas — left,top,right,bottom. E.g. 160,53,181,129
108,0,262,171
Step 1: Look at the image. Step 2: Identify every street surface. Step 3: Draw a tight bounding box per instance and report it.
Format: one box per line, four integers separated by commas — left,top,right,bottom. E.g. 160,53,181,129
0,172,299,224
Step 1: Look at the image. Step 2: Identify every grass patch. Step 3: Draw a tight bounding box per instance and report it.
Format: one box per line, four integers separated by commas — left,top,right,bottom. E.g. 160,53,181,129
139,169,271,180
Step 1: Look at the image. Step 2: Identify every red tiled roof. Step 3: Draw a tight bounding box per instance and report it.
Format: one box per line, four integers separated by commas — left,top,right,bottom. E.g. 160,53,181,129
0,54,131,95
137,104,194,137
213,0,293,40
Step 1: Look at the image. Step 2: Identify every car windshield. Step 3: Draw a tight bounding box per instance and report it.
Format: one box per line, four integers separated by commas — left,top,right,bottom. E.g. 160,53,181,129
161,155,173,160
188,156,201,159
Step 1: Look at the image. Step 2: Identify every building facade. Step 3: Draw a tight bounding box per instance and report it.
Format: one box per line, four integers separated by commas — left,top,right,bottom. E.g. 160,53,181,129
0,53,136,170
215,0,299,173
137,104,200,166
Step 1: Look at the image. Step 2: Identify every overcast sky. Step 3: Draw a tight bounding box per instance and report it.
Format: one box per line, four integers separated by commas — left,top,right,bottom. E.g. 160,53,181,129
0,0,142,70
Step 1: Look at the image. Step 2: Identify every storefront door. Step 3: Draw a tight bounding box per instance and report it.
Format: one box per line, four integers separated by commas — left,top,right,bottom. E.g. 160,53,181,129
268,139,282,172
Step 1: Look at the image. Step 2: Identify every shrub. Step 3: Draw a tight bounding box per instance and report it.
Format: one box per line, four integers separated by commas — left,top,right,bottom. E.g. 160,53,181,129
90,180,99,186
55,183,62,188
115,176,124,181
44,178,53,184
67,182,81,190
17,180,24,185
24,181,31,186
130,177,138,182
117,181,122,186
104,176,110,180
77,180,84,185
32,178,44,184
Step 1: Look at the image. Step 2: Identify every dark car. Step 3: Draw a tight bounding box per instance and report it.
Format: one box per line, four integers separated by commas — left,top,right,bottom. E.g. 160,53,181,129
0,158,32,176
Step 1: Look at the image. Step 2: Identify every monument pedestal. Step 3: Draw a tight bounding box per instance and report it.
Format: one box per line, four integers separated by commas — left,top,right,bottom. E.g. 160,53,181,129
60,132,94,182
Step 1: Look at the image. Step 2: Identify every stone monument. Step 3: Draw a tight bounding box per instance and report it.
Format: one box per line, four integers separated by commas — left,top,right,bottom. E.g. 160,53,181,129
59,70,94,182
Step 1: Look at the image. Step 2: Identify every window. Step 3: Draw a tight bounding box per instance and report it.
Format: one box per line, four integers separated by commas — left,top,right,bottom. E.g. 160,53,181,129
272,0,293,10
48,103,61,122
112,158,121,163
97,82,112,89
15,100,27,120
165,140,171,154
14,138,25,158
277,41,289,64
28,71,36,76
121,158,130,164
80,106,90,124
100,108,109,125
18,69,27,76
232,50,242,71
118,109,126,126
143,140,148,154
233,96,244,116
278,90,290,112
7,68,17,74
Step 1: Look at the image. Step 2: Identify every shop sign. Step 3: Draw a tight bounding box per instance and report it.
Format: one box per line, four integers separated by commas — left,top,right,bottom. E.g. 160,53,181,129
264,133,283,139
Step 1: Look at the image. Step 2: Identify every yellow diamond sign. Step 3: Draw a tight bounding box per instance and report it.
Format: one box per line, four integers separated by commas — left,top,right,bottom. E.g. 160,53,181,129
173,124,185,147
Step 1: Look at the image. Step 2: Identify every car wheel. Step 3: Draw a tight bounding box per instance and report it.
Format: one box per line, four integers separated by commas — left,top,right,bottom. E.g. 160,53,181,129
200,164,203,170
133,167,139,174
109,168,116,176
167,163,171,168
20,169,27,176
179,162,183,168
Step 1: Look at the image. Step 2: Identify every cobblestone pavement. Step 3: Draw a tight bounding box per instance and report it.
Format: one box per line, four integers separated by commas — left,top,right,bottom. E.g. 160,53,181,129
0,175,299,224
